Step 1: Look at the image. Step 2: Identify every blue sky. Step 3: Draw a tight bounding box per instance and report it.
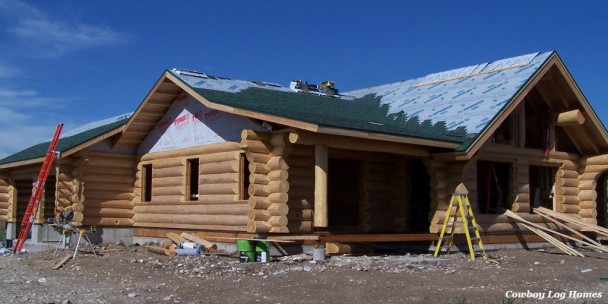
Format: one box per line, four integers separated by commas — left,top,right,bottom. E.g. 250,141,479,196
0,1,606,158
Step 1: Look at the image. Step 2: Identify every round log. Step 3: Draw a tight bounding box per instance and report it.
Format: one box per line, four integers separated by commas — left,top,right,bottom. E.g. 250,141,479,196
71,203,84,212
557,169,578,179
242,140,271,154
140,142,241,161
556,109,585,126
200,160,239,174
579,218,598,225
86,182,133,193
200,183,239,195
579,208,597,219
134,203,248,215
513,193,530,203
267,170,288,182
199,194,238,204
578,190,597,201
267,156,288,170
557,203,580,214
511,202,530,213
201,172,240,184
152,186,185,197
87,157,135,169
248,193,289,209
249,173,270,185
248,180,289,196
149,195,183,204
151,166,184,179
582,155,608,166
241,129,271,141
85,199,133,209
559,186,579,196
559,178,578,188
134,213,248,226
558,195,579,205
200,151,241,164
578,179,597,190
83,208,134,218
579,200,596,209
582,165,608,174
249,162,270,174
245,152,272,165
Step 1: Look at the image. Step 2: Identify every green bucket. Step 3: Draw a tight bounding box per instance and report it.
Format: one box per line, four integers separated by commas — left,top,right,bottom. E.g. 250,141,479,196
236,240,255,262
255,240,269,263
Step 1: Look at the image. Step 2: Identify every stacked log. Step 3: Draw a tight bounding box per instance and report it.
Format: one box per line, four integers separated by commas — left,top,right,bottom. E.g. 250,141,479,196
360,160,407,232
0,173,12,221
578,155,608,225
133,142,245,230
426,160,449,233
511,163,530,213
243,130,290,233
55,157,77,214
81,152,136,226
284,144,314,233
551,160,579,217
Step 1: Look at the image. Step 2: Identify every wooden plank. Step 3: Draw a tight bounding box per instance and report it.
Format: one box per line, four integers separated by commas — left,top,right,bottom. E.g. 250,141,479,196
180,232,218,250
51,254,72,270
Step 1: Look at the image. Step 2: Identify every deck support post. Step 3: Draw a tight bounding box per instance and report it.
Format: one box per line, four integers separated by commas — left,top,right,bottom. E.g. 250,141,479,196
314,144,328,228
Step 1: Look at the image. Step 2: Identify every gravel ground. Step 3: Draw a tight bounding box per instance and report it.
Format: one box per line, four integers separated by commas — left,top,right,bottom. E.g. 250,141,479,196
1,242,608,304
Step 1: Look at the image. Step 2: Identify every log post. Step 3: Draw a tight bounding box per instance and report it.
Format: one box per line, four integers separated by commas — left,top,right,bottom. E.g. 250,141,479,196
314,144,328,228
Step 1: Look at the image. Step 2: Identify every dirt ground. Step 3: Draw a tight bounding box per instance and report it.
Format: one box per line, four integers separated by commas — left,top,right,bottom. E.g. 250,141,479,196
1,242,608,304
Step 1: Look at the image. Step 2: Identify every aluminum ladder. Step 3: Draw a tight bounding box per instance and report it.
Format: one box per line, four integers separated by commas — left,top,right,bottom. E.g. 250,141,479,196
13,124,63,254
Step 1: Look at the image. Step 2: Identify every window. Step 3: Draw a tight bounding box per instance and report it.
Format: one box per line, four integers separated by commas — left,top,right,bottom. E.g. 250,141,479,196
477,161,512,214
186,159,199,201
529,165,556,212
142,164,152,202
240,155,250,200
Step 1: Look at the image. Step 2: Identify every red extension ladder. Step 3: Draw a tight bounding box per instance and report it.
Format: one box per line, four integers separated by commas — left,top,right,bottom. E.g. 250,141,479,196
13,124,63,254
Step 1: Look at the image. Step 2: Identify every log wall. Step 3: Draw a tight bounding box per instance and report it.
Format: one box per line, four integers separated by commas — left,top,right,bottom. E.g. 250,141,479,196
578,155,608,226
133,142,246,231
285,144,314,233
78,151,137,226
360,159,408,232
0,172,12,222
243,130,290,233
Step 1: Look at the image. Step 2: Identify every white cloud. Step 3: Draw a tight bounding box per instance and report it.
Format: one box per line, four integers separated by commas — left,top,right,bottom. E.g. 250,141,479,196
0,0,129,57
0,63,22,78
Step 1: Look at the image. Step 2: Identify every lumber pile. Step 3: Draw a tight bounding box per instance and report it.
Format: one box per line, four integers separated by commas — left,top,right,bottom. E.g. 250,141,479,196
242,130,290,233
505,209,608,257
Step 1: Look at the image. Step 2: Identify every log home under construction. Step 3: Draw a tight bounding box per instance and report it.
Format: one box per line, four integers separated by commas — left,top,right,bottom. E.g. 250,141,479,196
2,51,608,251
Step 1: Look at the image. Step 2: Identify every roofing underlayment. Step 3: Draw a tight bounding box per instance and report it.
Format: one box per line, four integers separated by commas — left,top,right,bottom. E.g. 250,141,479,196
1,51,556,165
171,51,553,148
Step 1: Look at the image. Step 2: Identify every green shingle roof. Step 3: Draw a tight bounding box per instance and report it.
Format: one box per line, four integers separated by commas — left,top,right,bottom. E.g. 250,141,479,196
0,117,129,165
191,87,468,144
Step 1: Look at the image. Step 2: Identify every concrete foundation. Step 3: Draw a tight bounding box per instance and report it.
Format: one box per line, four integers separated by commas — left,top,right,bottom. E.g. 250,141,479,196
5,222,16,239
88,227,134,245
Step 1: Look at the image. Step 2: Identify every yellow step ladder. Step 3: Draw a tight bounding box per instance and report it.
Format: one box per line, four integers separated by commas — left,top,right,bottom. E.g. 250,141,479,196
434,183,487,260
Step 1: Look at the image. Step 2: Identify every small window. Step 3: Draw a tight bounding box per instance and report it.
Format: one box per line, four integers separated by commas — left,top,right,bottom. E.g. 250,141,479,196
240,155,251,200
142,164,152,202
187,159,199,201
477,161,512,214
529,165,556,212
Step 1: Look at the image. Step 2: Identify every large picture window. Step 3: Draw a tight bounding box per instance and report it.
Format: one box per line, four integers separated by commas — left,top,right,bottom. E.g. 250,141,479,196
477,161,512,214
